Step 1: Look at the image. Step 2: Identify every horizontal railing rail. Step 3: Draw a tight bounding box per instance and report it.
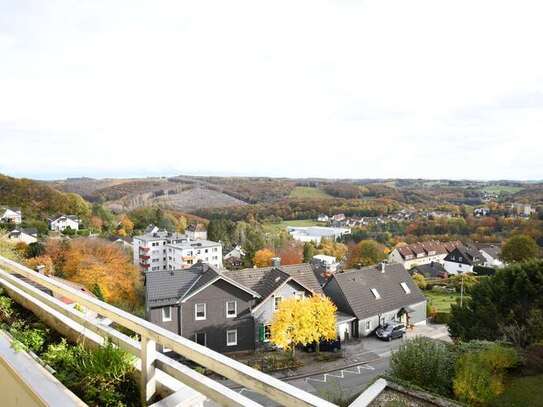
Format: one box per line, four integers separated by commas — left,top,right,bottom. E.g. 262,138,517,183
0,256,338,407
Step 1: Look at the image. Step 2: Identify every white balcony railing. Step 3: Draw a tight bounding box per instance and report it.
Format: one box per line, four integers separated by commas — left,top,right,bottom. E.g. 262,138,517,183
0,255,340,407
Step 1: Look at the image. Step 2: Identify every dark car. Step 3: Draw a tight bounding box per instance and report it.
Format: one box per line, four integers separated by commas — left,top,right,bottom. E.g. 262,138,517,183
375,322,406,341
303,338,342,353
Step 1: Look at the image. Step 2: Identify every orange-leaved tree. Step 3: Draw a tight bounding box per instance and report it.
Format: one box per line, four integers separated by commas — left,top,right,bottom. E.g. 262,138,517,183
253,248,275,267
277,241,303,265
60,238,142,310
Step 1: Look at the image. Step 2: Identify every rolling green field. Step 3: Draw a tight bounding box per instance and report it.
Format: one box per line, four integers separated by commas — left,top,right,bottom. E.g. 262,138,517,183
289,186,332,199
491,375,543,407
425,290,463,313
262,219,320,235
483,185,524,194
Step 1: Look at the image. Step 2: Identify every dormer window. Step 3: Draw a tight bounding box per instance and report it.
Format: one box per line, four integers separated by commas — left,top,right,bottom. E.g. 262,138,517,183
400,282,411,294
370,288,381,299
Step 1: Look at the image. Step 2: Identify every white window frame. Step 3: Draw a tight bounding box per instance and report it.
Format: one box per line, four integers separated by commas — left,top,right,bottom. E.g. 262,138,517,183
264,324,271,342
400,282,411,294
370,288,381,299
162,306,172,322
274,296,282,311
195,303,206,320
294,292,304,300
226,329,238,346
226,300,237,318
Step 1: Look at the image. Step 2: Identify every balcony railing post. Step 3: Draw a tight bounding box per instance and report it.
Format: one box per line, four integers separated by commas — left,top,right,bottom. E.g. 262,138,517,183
141,336,157,406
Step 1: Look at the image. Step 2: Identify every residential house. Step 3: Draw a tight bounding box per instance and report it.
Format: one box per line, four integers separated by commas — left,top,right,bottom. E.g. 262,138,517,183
7,228,38,244
145,261,323,353
133,229,222,272
511,203,536,217
109,236,133,251
312,254,340,273
388,240,462,269
317,214,329,222
443,246,485,275
224,245,245,261
145,263,260,353
287,226,350,244
0,207,22,224
410,262,448,279
323,263,426,338
477,245,504,268
473,207,490,217
186,223,207,241
223,245,246,270
331,213,346,222
223,262,323,349
48,215,80,232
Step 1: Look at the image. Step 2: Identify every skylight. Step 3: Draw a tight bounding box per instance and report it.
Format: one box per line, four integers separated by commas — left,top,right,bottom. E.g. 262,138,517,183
400,282,411,294
370,288,381,299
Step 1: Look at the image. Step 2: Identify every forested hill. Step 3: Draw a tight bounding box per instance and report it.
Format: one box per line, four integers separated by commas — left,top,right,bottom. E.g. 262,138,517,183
0,174,91,220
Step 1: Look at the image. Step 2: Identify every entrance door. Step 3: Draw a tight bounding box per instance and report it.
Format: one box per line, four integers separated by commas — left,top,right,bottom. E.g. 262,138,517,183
351,320,359,338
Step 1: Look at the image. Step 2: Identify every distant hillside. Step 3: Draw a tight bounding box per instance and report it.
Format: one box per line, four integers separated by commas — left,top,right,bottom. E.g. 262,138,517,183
0,174,91,219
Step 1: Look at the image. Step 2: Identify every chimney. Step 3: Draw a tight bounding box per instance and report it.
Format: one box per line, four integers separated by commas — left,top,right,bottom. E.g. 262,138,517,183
271,257,281,268
380,262,386,273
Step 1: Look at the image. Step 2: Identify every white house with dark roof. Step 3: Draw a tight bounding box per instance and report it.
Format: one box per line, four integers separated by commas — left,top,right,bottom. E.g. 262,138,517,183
323,263,426,338
478,245,504,268
6,228,38,244
48,215,80,232
388,240,462,269
443,246,485,275
0,207,22,224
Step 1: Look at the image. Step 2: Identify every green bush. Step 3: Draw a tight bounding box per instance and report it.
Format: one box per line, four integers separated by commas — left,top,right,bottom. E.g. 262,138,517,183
433,312,451,324
453,344,520,405
389,337,456,395
43,339,138,406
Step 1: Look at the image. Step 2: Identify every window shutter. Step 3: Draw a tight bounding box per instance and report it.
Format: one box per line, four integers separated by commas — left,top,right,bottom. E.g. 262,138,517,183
258,323,265,342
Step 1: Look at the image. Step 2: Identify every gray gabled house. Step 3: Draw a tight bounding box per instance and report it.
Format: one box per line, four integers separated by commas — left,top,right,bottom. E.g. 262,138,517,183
323,263,426,338
145,262,323,353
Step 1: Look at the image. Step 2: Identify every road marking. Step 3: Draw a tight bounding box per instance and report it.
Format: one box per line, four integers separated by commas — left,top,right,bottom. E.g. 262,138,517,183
305,364,375,383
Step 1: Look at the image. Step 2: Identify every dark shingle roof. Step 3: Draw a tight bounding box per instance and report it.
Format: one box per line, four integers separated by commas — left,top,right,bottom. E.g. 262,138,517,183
181,264,221,300
145,269,201,307
324,263,426,320
225,263,322,298
478,245,501,260
411,262,447,278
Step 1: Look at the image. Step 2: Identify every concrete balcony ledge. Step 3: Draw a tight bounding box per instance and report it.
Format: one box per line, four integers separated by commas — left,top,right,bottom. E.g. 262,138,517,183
0,331,86,407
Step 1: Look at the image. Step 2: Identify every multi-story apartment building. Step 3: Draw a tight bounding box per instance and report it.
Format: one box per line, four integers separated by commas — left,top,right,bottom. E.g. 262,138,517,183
133,229,222,271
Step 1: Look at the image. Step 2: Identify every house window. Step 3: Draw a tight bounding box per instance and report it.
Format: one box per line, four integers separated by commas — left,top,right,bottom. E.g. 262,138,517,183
400,282,411,294
195,332,206,346
226,301,237,318
274,296,282,311
264,324,271,342
370,288,381,299
226,329,238,346
195,303,206,320
162,306,172,322
294,292,304,300
365,320,371,331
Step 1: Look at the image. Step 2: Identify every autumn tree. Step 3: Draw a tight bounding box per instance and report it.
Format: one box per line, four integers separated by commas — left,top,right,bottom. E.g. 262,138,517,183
303,242,316,262
501,234,539,263
317,239,348,260
25,255,54,275
412,273,427,290
117,215,134,236
270,297,315,356
277,241,303,265
253,248,275,267
59,239,142,310
346,239,386,268
308,295,337,352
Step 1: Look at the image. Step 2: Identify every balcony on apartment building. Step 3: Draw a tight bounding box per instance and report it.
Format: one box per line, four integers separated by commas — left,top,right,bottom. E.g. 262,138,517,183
0,255,381,407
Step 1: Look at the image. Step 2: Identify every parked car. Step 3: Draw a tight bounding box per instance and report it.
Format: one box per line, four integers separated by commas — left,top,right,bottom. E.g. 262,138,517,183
375,322,406,341
303,338,342,353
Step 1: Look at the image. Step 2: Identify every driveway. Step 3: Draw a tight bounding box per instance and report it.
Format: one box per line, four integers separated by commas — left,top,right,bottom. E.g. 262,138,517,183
237,323,450,405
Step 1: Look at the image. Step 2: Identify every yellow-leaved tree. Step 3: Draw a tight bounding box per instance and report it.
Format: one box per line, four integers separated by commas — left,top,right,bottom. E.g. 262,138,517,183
270,296,337,356
270,297,314,356
253,248,275,267
308,295,337,353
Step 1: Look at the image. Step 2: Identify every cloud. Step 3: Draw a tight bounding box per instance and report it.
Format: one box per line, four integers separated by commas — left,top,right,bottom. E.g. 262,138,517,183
0,0,542,180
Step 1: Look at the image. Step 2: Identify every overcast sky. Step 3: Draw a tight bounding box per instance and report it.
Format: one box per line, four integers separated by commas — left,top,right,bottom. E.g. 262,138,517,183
1,1,542,180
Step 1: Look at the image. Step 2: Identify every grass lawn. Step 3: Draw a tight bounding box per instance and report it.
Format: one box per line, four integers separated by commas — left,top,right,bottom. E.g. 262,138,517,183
425,290,463,313
483,185,524,194
262,219,320,235
289,186,332,199
491,375,543,407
